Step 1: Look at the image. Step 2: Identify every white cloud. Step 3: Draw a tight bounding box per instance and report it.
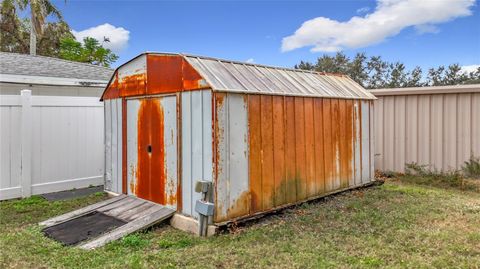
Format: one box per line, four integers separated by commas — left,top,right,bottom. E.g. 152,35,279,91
282,0,475,53
461,64,480,74
72,23,130,53
246,58,255,63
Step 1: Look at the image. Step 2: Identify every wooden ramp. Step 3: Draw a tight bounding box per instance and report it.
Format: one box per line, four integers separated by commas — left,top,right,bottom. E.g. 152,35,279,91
39,195,175,249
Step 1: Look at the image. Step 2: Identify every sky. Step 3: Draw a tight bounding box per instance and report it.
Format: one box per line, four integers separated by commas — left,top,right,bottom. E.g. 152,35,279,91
53,0,480,71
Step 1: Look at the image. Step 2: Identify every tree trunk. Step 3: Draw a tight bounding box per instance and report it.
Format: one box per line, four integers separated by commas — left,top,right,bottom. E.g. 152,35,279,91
30,10,36,55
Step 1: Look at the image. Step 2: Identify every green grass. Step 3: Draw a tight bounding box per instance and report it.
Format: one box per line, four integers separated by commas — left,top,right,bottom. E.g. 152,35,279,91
1,178,479,269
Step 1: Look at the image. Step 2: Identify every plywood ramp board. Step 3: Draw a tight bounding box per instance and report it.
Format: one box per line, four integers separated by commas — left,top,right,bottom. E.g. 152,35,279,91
39,195,174,249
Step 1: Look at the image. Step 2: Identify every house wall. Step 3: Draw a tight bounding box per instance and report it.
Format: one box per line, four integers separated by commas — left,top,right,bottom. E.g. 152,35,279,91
213,92,374,223
0,82,104,97
371,85,480,172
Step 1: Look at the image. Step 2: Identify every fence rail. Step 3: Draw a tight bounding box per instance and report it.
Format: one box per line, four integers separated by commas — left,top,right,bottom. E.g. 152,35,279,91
371,84,480,173
0,90,104,200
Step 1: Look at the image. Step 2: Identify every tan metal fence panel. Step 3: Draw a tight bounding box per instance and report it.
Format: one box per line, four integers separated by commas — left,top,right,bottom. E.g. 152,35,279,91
371,85,480,172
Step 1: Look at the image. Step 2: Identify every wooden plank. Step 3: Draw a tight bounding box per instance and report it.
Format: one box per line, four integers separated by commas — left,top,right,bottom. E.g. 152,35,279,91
272,96,286,207
101,199,146,217
39,195,127,227
260,95,275,210
124,203,166,222
79,207,175,249
115,202,152,221
97,196,136,212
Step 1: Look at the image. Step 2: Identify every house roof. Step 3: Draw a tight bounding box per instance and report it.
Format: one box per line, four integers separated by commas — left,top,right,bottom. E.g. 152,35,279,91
0,52,114,86
102,52,375,100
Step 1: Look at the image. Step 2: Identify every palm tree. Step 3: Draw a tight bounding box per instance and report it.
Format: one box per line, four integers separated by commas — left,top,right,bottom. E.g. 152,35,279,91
2,0,64,55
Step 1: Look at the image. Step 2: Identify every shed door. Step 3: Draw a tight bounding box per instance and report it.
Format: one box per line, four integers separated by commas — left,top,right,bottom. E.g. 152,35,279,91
126,96,178,209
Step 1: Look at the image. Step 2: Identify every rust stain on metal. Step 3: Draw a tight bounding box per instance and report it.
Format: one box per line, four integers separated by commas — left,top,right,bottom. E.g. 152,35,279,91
248,95,262,213
135,99,166,204
102,54,210,100
122,98,128,194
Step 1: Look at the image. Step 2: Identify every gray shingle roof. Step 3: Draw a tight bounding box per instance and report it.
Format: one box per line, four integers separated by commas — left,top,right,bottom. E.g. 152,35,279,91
0,52,113,81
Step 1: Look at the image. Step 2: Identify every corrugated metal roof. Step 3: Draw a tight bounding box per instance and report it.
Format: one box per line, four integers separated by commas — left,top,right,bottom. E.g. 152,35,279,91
182,54,375,100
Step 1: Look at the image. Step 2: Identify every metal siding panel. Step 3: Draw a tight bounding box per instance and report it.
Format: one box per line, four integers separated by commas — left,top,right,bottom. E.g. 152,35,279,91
430,95,444,170
116,99,123,194
339,100,349,188
111,99,118,193
272,96,287,206
472,93,480,159
346,100,355,186
394,96,406,172
126,99,140,196
369,101,374,179
304,98,316,196
354,100,362,185
456,94,471,168
105,100,112,191
443,94,457,170
202,90,213,184
313,99,326,193
331,99,341,189
226,94,249,219
383,97,395,171
214,92,229,221
181,91,192,217
361,101,370,182
373,97,383,170
162,96,178,209
191,91,204,217
405,96,418,165
418,95,431,166
322,99,334,192
284,97,297,203
248,95,263,213
294,97,307,200
261,95,275,210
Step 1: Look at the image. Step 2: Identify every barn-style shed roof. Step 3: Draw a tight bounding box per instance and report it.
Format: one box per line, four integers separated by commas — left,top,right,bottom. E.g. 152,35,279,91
101,52,375,100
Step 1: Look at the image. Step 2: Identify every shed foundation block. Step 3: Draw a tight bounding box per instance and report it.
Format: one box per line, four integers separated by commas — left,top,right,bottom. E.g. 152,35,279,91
169,213,218,237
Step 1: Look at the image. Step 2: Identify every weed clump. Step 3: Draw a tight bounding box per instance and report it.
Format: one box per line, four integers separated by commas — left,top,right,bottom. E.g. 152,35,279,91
462,155,480,179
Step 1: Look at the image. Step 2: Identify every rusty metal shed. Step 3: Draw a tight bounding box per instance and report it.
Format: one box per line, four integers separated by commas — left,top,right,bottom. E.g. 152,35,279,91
101,52,376,231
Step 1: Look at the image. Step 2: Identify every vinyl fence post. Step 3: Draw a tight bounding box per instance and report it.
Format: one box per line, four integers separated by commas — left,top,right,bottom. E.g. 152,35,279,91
21,90,32,198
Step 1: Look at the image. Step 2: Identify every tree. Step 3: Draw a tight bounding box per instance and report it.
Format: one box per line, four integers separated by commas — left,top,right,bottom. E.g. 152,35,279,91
295,52,480,89
0,0,72,56
59,37,119,67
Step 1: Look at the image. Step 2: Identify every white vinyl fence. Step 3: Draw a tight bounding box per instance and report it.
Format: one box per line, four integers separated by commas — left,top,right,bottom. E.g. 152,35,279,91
0,90,104,200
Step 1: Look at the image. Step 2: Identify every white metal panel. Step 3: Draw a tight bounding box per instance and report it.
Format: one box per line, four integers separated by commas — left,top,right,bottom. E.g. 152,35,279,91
369,101,374,179
116,99,123,193
118,54,146,82
361,101,370,182
111,99,118,193
181,90,213,218
126,99,140,196
354,100,362,185
394,96,406,172
105,100,112,191
383,97,395,171
430,95,443,170
214,93,249,221
405,96,418,165
472,93,480,160
161,96,178,209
